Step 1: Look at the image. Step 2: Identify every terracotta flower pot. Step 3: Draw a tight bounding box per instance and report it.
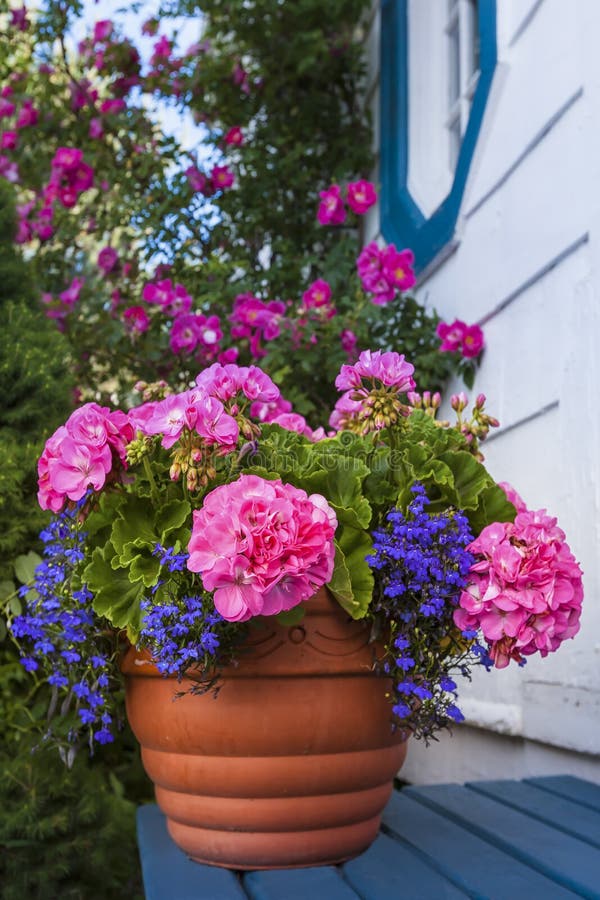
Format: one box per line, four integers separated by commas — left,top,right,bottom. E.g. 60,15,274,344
122,587,408,869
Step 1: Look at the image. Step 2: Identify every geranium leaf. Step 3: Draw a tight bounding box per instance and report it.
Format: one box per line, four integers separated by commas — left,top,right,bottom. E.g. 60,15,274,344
85,547,144,633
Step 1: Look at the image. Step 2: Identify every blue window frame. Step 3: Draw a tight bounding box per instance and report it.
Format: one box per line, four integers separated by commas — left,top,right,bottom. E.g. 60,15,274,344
380,0,497,273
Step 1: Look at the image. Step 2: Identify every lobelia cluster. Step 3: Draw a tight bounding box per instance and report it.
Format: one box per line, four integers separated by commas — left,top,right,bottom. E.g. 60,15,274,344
455,493,583,669
188,475,337,621
10,504,119,751
367,484,482,740
138,545,229,680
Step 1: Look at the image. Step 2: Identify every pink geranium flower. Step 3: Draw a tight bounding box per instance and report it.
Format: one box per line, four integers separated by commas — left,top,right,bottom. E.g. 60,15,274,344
347,180,377,214
187,474,337,621
37,403,134,510
336,349,416,392
317,184,346,225
455,507,583,668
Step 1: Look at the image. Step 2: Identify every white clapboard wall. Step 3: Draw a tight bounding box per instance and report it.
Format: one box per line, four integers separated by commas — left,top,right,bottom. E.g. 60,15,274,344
365,0,600,783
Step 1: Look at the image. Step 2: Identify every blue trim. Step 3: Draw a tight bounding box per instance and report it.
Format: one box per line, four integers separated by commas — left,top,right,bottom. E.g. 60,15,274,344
380,0,497,272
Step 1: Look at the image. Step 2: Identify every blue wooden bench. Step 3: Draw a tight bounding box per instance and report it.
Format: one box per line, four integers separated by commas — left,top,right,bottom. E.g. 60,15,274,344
137,775,600,899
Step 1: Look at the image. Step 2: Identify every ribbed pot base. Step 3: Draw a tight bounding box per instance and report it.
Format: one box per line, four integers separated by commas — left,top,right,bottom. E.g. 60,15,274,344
169,813,384,870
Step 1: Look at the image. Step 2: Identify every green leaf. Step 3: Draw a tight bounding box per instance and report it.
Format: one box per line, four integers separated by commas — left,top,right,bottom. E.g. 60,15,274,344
8,595,22,617
159,497,192,539
129,553,161,587
14,551,42,585
275,605,306,626
84,547,145,633
328,531,374,620
0,579,15,601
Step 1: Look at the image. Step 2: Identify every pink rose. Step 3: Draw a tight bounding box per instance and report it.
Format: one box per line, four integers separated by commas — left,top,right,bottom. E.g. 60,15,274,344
317,184,346,226
224,126,244,146
347,180,377,214
98,246,119,274
436,319,467,353
123,305,150,334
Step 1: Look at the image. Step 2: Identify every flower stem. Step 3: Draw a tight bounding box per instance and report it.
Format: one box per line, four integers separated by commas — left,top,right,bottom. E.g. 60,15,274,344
142,456,159,501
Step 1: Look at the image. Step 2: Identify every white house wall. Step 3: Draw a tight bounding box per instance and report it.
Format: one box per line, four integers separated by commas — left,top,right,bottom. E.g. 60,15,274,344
366,0,600,783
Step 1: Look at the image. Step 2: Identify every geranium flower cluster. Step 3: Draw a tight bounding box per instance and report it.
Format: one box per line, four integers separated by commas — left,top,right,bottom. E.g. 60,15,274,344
130,363,282,489
38,402,134,512
356,241,416,305
10,505,118,748
437,319,485,359
367,484,480,740
331,349,416,434
187,474,337,622
317,180,377,225
229,292,287,358
455,504,583,668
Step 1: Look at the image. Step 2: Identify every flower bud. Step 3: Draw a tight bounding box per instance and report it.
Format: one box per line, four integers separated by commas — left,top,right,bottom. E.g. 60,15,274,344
451,392,468,412
407,391,421,407
169,461,181,481
432,392,441,408
422,391,431,407
475,393,486,409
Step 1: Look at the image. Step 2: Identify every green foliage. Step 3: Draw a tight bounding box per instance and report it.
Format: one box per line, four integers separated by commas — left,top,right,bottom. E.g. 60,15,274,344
0,736,148,900
0,168,151,899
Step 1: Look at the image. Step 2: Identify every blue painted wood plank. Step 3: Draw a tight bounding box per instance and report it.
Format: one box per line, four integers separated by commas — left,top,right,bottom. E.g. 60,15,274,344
243,867,360,900
382,791,579,899
527,776,600,814
468,779,600,849
137,805,247,900
342,832,468,899
405,784,600,899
